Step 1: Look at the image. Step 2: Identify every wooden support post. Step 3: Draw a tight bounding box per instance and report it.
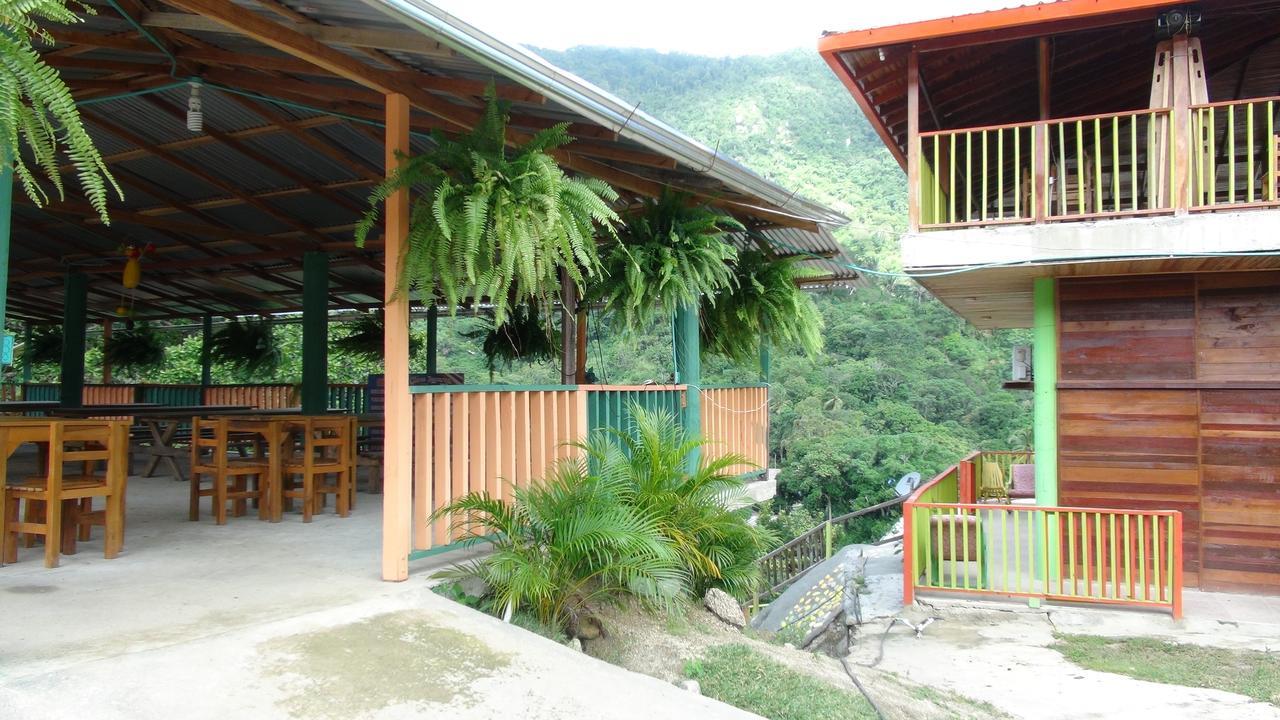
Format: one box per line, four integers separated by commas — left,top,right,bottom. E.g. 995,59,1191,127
20,323,31,383
673,304,701,472
60,272,87,408
575,308,588,384
425,303,438,376
300,250,328,414
560,273,578,386
1033,276,1060,593
906,49,921,233
1035,37,1051,223
101,319,112,384
1171,34,1191,214
381,92,412,582
0,147,10,361
200,313,213,388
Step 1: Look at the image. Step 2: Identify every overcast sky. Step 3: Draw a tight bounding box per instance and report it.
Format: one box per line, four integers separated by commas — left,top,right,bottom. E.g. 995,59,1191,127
428,1,1030,56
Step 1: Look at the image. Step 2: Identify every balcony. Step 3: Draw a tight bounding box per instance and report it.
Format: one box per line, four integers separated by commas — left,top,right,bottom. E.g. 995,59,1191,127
913,97,1280,232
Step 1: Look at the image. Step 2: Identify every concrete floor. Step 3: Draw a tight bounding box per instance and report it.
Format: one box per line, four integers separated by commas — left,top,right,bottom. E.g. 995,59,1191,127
0,466,757,720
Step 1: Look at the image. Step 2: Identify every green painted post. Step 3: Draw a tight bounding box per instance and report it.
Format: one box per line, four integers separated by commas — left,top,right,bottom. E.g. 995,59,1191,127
425,304,438,376
759,339,771,383
199,314,213,388
60,272,87,408
0,149,11,363
20,322,31,383
1032,276,1059,598
300,251,328,414
673,304,701,471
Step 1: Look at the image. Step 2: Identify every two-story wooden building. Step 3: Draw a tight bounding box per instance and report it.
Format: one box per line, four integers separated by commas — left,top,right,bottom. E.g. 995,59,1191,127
822,0,1279,597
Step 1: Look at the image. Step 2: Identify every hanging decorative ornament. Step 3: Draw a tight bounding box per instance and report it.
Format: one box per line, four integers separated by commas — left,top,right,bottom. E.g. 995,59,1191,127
117,243,155,317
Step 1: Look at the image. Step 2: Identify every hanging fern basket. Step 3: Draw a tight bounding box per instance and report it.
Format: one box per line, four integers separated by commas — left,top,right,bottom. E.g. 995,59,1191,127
355,91,621,325
102,323,165,372
331,311,423,360
208,317,281,377
700,249,824,366
463,304,560,379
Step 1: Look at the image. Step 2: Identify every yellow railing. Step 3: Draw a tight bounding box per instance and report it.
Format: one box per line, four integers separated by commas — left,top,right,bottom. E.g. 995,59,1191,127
700,385,769,476
918,109,1177,229
1189,96,1280,210
902,451,1184,618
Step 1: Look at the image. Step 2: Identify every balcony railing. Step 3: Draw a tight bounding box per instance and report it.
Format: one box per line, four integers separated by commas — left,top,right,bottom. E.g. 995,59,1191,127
903,451,1184,618
913,97,1280,231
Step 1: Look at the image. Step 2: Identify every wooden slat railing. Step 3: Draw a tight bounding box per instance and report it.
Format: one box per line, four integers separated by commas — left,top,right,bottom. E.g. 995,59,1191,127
918,109,1175,229
902,451,1184,618
1190,96,1280,211
202,384,297,409
585,384,686,440
409,385,587,550
700,385,769,476
84,384,137,405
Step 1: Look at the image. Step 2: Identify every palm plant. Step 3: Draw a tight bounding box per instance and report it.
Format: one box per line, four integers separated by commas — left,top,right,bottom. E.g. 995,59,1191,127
0,0,121,222
433,459,685,636
700,249,823,366
355,91,620,326
581,405,777,599
594,190,742,333
208,317,280,377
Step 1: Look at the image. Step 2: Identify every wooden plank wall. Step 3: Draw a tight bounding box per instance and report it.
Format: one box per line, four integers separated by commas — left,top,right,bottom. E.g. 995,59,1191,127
1057,271,1280,593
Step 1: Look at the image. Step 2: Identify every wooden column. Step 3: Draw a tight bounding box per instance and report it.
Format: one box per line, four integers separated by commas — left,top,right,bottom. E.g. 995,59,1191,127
673,304,701,471
200,314,213,388
1171,34,1191,214
906,49,921,233
381,92,412,582
1035,37,1051,222
300,251,329,414
60,272,87,409
20,323,31,383
575,308,588,384
101,319,112,384
425,304,438,376
559,273,578,385
0,145,11,362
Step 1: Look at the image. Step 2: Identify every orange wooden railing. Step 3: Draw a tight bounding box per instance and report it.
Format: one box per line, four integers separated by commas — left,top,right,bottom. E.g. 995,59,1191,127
410,386,587,549
700,385,769,476
202,384,297,409
84,384,137,405
902,451,1184,618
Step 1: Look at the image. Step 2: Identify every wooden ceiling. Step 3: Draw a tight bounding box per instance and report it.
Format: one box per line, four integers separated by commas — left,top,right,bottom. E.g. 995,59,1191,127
821,0,1280,166
11,0,853,323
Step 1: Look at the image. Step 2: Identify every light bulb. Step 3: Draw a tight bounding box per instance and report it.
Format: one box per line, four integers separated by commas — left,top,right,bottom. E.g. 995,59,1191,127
187,81,203,133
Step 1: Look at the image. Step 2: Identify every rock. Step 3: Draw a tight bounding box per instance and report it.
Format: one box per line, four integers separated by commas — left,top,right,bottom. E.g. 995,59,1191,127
567,638,583,652
679,680,701,695
703,588,746,628
803,615,851,658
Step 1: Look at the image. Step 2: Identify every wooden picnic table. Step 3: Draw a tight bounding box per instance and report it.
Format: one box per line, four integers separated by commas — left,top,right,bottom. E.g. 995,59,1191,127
0,400,60,415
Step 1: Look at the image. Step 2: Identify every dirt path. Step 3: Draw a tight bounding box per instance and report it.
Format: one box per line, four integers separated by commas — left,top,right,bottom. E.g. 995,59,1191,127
858,603,1280,720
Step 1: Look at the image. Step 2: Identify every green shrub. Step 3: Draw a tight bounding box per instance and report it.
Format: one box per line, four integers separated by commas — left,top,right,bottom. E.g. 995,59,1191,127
582,405,778,599
432,458,685,636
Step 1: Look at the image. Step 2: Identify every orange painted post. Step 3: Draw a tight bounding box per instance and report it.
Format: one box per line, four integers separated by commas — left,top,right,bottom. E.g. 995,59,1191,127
1172,512,1184,619
902,499,915,606
380,92,412,582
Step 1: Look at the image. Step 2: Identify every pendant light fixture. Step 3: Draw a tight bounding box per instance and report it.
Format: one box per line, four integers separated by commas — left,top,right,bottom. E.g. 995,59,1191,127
186,79,204,133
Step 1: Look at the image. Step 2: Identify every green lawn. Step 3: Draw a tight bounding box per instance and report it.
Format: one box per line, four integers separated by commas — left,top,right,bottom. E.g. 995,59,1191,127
684,644,877,720
1053,634,1280,705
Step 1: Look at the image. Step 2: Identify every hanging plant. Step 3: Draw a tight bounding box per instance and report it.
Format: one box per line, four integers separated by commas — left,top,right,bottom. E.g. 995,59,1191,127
102,322,165,372
462,304,560,379
331,311,423,360
700,249,824,366
593,189,741,333
208,317,280,377
25,325,62,364
354,90,620,326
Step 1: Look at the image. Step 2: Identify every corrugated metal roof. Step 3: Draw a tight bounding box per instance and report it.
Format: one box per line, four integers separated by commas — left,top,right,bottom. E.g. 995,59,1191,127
10,0,858,322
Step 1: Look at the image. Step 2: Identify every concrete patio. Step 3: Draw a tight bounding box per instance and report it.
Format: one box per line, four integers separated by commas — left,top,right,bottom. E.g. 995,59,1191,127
0,465,757,719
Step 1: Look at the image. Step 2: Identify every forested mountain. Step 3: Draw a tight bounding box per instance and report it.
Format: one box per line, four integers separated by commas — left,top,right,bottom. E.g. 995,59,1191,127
24,47,1031,529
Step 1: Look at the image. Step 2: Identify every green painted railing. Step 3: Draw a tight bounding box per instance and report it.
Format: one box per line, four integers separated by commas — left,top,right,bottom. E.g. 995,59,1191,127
585,385,685,440
1190,96,1280,210
23,383,59,402
903,451,1184,618
138,385,202,406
